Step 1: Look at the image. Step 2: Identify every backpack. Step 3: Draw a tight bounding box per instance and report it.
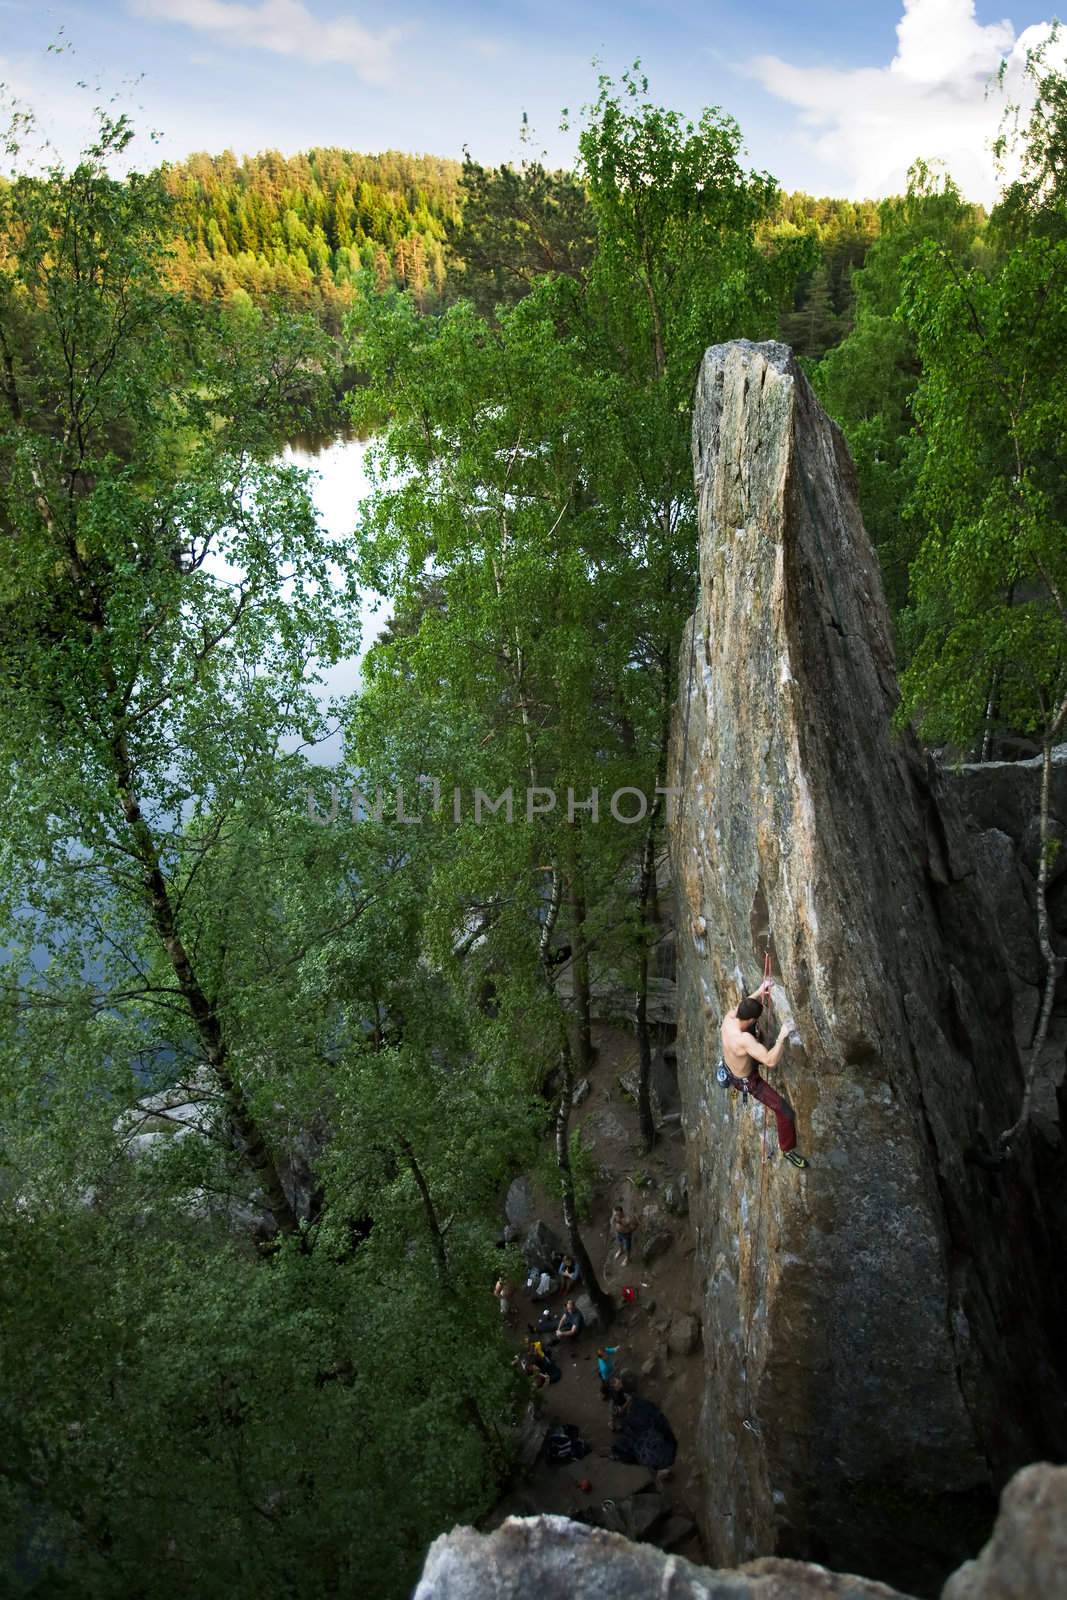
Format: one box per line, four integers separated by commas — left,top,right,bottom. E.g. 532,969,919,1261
545,1424,590,1463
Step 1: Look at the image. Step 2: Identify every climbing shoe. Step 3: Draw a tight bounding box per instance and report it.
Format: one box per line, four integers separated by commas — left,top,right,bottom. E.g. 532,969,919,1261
782,1151,809,1170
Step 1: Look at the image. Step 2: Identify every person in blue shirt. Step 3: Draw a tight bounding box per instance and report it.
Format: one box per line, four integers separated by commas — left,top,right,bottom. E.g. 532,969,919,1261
596,1344,622,1399
555,1299,584,1345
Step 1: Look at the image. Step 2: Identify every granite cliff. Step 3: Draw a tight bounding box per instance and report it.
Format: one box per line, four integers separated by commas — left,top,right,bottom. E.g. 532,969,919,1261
665,341,1067,1593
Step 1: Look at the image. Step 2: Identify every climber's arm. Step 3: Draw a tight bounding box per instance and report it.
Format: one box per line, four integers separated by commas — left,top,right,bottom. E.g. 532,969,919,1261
740,1023,790,1070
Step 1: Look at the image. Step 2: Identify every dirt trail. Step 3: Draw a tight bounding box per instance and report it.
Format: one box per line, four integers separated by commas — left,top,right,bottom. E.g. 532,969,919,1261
488,1023,707,1561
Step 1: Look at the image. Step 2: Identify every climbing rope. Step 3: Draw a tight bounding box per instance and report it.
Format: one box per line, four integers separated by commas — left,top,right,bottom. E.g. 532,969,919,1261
740,947,777,1436
758,949,772,1166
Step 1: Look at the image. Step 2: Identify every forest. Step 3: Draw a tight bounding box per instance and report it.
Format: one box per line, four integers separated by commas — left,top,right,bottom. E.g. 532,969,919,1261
155,141,880,350
162,147,460,327
0,44,1065,1600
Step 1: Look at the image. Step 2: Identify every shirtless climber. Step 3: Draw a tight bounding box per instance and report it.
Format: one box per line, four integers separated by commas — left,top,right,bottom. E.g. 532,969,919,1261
720,982,809,1170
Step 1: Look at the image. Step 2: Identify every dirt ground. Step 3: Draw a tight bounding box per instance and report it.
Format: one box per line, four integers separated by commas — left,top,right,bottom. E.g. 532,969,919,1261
487,1022,707,1562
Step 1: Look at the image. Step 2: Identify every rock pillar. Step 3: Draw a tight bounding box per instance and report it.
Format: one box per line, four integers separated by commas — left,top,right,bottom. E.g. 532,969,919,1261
669,341,1067,1594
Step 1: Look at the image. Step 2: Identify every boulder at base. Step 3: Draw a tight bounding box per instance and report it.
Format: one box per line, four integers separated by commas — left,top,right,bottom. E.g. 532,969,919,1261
413,1465,1067,1600
521,1220,562,1270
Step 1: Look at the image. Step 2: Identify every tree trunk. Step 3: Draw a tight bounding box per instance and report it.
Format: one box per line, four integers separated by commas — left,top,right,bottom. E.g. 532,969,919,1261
398,1135,449,1283
568,866,594,1074
635,818,658,1153
398,1138,510,1480
635,666,671,1151
554,1039,614,1328
998,707,1067,1153
539,870,612,1325
977,668,1000,762
111,732,302,1241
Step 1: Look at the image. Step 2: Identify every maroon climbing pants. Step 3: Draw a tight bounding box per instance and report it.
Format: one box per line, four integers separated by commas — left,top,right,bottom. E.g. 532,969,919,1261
733,1070,797,1154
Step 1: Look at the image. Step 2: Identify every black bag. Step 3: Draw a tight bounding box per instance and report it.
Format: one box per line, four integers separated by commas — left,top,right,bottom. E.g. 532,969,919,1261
545,1424,589,1463
716,1060,750,1100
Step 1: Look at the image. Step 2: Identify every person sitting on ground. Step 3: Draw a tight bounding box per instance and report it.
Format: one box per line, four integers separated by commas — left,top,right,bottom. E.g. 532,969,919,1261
556,1298,585,1344
610,1205,637,1266
720,979,809,1170
516,1351,550,1390
532,1303,559,1340
526,1338,562,1386
558,1253,581,1291
596,1344,622,1400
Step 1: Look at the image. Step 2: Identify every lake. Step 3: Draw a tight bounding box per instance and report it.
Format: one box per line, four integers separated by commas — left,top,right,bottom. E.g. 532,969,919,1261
280,432,390,766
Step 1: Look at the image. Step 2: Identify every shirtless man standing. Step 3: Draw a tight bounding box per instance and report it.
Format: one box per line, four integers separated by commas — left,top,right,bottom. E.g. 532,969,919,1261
720,982,809,1170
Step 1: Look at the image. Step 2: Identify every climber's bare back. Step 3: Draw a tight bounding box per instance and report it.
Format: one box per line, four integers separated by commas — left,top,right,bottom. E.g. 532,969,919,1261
721,1008,759,1079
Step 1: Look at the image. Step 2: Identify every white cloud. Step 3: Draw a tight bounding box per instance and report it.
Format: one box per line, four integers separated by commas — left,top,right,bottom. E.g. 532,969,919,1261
748,0,1065,203
0,46,283,173
128,0,403,86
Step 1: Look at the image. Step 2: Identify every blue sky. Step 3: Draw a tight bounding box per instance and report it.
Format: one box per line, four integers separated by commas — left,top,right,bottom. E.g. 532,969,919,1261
0,0,1062,200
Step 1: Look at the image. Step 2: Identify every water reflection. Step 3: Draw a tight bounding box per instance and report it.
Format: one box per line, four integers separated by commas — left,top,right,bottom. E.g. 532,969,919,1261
286,422,366,455
282,433,389,767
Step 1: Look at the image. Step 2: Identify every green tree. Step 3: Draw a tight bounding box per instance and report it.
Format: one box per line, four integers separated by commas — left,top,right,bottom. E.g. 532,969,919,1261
0,110,349,1239
0,110,524,1597
815,165,985,619
348,69,814,1203
897,48,1067,1155
572,69,814,1144
445,151,595,314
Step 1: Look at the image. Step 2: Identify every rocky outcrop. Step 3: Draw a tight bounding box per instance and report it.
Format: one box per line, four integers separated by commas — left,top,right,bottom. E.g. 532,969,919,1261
413,1465,1067,1599
414,1513,907,1599
942,747,1067,1138
942,1464,1067,1600
667,342,1067,1594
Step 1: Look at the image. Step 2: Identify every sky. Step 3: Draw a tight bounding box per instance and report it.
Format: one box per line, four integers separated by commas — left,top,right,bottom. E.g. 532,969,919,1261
0,0,1063,203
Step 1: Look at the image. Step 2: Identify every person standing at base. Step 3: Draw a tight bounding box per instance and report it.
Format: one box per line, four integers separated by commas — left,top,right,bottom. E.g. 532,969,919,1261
596,1344,622,1400
719,982,809,1170
610,1204,637,1265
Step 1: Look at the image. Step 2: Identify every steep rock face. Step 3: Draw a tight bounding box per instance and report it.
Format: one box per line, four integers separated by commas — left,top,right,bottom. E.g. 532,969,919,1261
666,342,1067,1594
942,748,1067,1138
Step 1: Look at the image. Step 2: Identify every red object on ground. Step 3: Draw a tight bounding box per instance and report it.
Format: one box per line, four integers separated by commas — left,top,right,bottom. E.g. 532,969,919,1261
621,1285,637,1304
578,1478,592,1492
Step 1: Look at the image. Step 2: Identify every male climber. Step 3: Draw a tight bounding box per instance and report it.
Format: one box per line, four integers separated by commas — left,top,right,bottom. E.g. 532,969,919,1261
719,982,809,1169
